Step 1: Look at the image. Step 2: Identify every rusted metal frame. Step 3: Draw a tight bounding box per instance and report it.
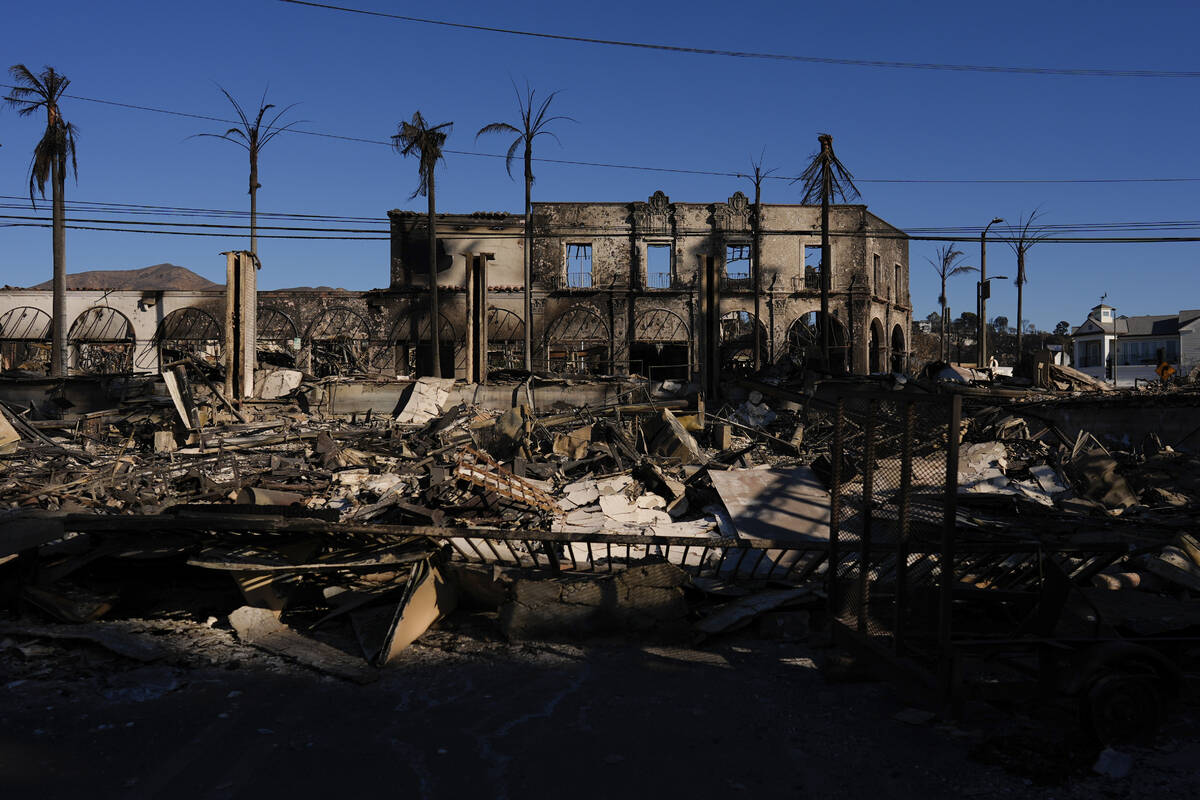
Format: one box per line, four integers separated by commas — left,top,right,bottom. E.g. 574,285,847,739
496,538,521,566
747,548,771,578
731,544,752,578
443,538,475,562
828,397,845,617
459,536,490,564
993,554,1043,591
1068,551,1125,584
857,399,878,634
939,394,963,707
957,552,1007,587
894,399,915,655
762,550,789,580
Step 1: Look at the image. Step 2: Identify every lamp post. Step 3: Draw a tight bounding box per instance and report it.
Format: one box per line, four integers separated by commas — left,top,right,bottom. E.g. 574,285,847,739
978,275,1008,368
978,217,1004,368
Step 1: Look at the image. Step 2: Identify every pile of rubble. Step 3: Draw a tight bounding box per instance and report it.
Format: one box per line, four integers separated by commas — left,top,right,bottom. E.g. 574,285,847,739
0,367,826,680
1,364,1197,757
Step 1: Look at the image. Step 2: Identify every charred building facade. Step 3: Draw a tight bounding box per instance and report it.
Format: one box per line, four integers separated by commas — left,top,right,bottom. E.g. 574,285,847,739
0,192,909,383
390,192,911,381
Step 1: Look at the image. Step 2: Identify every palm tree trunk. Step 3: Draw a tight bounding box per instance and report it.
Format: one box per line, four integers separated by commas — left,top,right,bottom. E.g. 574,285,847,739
51,151,67,377
249,153,258,256
1015,249,1025,361
752,179,762,372
427,168,442,378
523,146,533,373
940,279,947,362
819,175,831,370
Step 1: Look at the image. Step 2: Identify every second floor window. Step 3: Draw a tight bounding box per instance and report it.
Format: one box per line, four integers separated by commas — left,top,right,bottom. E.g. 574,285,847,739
647,244,671,288
566,244,592,288
725,244,750,279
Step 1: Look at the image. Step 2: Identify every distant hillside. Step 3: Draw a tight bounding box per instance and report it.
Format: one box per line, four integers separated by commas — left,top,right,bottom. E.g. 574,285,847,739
29,263,221,291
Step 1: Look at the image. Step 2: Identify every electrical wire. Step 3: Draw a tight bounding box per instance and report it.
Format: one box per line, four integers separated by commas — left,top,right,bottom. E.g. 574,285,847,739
3,83,1198,186
278,0,1200,79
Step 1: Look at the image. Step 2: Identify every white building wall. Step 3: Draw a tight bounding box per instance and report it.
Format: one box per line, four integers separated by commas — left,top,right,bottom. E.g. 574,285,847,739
0,289,225,373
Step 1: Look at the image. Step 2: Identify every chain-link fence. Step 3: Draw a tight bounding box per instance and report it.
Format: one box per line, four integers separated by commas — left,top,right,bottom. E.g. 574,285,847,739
827,390,961,659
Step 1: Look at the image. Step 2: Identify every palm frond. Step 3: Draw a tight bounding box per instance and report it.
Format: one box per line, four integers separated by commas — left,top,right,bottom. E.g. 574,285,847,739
6,65,77,207
793,133,860,205
475,81,571,186
1004,208,1049,254
392,111,453,199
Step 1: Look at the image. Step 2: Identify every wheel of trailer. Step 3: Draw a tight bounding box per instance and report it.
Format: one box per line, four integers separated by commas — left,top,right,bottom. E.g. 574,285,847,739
1082,666,1163,745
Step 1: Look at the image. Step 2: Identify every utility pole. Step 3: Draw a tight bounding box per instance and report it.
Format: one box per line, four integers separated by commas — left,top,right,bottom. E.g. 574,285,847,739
819,138,832,369
747,156,775,372
752,178,762,372
523,150,533,373
427,167,441,378
978,217,1002,368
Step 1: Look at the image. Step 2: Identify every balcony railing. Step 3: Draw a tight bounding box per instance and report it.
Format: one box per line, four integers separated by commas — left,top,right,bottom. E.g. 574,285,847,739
792,269,821,293
549,272,595,290
720,271,752,291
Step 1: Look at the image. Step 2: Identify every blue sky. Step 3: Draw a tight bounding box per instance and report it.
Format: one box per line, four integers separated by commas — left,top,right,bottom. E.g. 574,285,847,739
2,0,1198,330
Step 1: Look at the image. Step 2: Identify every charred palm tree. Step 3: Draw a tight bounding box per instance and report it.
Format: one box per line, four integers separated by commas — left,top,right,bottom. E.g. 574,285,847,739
194,87,302,256
795,134,859,370
1005,210,1048,361
742,152,777,370
928,245,977,360
476,83,573,372
5,65,78,376
394,112,453,378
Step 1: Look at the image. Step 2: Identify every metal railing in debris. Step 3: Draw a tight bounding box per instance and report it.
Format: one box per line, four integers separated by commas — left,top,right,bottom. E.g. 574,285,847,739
432,529,829,582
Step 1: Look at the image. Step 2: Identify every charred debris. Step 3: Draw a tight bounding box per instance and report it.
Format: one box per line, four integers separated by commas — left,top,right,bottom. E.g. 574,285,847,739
2,352,1200,749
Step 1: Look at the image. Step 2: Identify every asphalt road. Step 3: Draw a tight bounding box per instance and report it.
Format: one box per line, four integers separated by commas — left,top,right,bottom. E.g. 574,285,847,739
1,626,1196,799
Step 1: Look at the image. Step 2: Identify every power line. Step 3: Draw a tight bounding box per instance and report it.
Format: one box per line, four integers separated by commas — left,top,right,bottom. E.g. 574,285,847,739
4,83,1199,186
10,193,1200,239
278,0,1200,79
8,214,1200,244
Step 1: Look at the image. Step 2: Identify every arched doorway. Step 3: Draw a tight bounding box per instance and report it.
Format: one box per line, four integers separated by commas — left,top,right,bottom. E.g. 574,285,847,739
786,312,848,373
0,306,51,373
542,306,609,374
258,306,300,368
389,310,458,378
718,310,767,376
305,307,376,377
632,307,690,381
891,324,906,373
869,318,886,374
68,307,135,374
487,307,525,372
148,307,223,370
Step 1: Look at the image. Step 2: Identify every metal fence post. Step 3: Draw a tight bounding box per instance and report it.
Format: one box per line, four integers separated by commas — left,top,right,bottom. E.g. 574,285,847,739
858,399,877,634
828,398,844,616
939,394,962,690
894,399,914,655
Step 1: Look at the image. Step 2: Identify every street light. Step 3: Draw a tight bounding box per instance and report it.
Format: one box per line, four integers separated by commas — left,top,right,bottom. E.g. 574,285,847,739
978,217,1004,368
978,274,1009,367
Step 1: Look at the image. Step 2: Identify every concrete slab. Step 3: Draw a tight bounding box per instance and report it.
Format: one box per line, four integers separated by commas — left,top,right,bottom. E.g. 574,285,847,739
709,465,831,544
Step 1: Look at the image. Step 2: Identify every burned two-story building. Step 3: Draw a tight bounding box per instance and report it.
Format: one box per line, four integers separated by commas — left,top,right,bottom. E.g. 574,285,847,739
0,192,910,386
390,191,912,382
